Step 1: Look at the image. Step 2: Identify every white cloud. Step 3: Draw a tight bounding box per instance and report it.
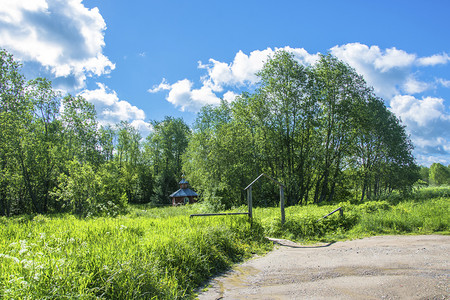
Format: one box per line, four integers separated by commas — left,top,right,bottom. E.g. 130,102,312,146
200,47,319,93
151,47,319,112
437,78,450,88
330,43,417,98
389,95,450,162
223,91,238,102
79,83,151,136
148,78,171,93
417,53,450,66
373,47,416,72
403,76,431,94
0,0,114,90
390,95,449,127
131,119,152,137
200,48,274,92
415,154,450,167
150,79,221,112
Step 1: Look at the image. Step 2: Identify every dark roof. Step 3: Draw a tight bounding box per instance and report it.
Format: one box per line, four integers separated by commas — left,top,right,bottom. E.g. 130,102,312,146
179,178,189,184
170,188,198,198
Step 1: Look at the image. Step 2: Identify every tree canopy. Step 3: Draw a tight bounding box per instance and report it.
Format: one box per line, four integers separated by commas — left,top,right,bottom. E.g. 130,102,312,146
183,51,419,208
0,48,422,216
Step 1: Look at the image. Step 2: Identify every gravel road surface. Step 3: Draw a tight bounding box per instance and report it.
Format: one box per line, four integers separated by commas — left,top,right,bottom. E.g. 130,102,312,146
197,235,449,299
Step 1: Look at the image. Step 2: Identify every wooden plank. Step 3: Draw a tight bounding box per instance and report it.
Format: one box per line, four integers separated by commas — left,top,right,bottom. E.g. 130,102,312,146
190,212,250,218
248,186,253,219
316,207,343,222
280,186,285,224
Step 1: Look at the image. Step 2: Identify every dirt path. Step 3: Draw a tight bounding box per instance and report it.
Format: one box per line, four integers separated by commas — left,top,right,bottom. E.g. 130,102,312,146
197,235,449,299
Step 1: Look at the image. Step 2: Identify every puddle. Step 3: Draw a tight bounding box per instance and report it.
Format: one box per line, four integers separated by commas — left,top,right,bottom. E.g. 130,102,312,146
216,265,261,298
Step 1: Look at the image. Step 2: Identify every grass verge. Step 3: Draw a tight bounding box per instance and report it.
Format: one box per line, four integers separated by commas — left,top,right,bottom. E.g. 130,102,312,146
0,207,271,299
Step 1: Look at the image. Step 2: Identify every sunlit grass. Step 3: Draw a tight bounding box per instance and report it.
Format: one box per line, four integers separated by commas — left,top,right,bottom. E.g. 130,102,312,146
251,186,449,242
1,186,448,299
0,209,270,299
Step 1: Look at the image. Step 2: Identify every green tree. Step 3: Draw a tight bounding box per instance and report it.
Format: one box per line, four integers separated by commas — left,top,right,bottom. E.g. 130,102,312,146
183,50,419,208
0,49,27,215
429,163,450,185
60,95,100,166
23,78,63,213
52,159,127,217
419,166,430,183
255,50,317,205
145,116,190,205
115,121,150,203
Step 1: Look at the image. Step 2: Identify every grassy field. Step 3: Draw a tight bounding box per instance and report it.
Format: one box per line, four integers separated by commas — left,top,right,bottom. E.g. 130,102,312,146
0,206,270,299
0,186,448,299
252,186,449,242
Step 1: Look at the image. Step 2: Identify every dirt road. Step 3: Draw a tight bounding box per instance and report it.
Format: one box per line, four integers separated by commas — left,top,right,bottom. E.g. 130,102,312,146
197,235,449,299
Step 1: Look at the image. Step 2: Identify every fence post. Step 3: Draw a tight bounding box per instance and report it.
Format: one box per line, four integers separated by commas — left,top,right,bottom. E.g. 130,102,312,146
280,186,285,224
247,186,253,220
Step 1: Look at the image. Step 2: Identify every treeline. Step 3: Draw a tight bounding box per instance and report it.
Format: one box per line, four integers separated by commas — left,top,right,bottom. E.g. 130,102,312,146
0,50,190,216
419,163,450,186
1,49,420,216
183,51,419,207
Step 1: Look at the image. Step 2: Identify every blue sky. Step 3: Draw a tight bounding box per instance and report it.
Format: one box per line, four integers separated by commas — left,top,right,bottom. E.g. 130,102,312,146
1,0,449,166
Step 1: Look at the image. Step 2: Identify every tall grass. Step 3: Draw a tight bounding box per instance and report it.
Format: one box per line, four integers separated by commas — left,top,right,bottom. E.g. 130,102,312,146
1,187,448,298
249,186,449,242
0,207,270,299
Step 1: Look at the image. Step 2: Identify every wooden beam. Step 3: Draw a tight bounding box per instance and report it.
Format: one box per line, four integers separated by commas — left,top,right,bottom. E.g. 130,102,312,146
190,212,250,218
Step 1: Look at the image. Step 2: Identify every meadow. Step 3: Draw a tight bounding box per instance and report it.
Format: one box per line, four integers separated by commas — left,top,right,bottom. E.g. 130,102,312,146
0,186,448,299
0,207,270,299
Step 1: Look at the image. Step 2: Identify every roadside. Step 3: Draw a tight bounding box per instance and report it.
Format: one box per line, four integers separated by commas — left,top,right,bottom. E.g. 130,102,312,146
197,235,449,299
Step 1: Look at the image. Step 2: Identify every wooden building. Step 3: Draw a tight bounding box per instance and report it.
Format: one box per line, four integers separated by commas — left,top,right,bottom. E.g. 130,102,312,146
170,176,198,206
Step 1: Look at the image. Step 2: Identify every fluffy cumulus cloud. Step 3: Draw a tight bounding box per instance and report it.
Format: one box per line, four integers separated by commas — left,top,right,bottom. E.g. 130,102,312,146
0,0,114,90
149,79,221,112
417,53,450,66
79,83,151,136
390,95,450,162
330,43,419,98
149,46,319,110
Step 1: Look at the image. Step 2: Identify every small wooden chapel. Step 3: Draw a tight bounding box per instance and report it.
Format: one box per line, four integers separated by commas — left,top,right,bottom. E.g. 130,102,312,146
169,175,198,206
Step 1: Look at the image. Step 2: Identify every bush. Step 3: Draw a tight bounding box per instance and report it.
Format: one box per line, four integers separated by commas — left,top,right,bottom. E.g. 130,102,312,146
52,160,128,217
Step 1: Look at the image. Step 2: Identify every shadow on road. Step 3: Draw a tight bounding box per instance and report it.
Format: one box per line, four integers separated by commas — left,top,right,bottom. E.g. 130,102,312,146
269,238,335,249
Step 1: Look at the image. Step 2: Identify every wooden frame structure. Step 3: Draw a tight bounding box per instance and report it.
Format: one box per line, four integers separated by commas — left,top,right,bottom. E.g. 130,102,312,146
190,173,285,223
244,173,285,224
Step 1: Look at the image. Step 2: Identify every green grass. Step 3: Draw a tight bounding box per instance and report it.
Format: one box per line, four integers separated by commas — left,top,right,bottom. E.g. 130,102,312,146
1,186,448,299
0,207,271,299
249,186,449,243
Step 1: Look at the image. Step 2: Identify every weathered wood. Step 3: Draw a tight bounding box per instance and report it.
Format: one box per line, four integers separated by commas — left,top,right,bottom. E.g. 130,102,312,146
316,207,343,222
280,186,285,224
245,173,285,224
244,173,285,190
248,186,253,219
190,212,250,218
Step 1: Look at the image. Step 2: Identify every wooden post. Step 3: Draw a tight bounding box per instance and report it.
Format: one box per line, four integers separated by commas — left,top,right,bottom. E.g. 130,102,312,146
280,186,285,224
247,186,253,220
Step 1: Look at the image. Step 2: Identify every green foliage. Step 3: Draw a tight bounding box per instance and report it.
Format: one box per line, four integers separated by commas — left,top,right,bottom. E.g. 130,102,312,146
429,163,450,185
419,166,430,183
351,198,449,235
52,160,127,217
0,188,448,298
255,187,449,242
0,209,270,299
184,50,419,209
0,50,190,216
145,117,191,205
